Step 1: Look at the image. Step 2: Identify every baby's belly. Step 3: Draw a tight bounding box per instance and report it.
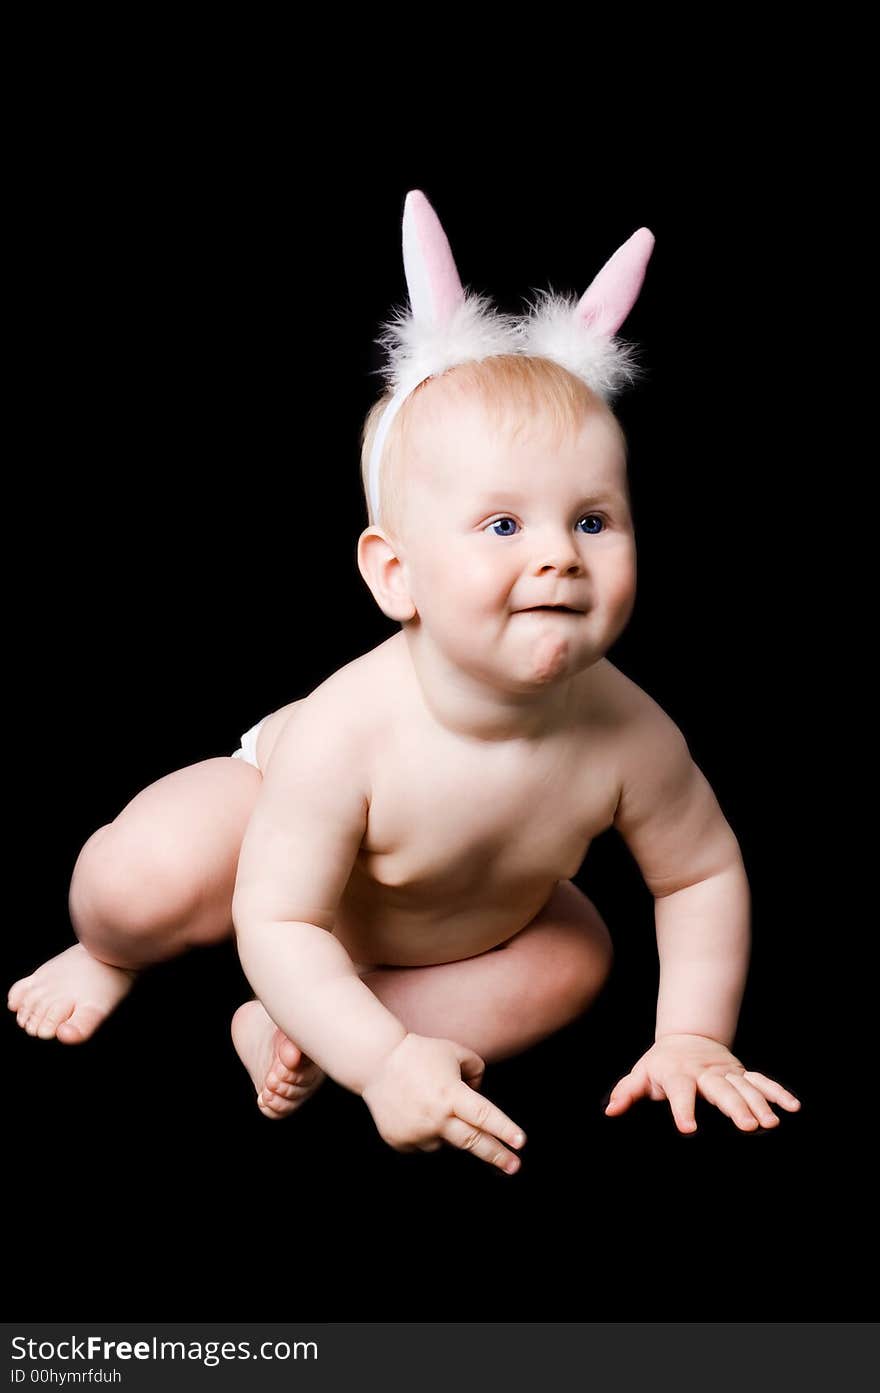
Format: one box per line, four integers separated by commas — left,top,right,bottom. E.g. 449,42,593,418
332,868,560,970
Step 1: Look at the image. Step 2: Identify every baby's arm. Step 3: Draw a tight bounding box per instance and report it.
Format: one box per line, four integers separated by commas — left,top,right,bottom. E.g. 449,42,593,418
231,702,406,1095
231,700,526,1171
605,694,801,1131
613,702,749,1047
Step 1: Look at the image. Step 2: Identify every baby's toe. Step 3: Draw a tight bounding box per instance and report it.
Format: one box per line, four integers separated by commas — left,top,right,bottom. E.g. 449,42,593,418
8,977,33,1011
16,993,37,1027
266,1074,298,1100
275,1035,304,1072
56,1003,104,1044
36,1000,76,1040
26,1003,51,1037
257,1091,291,1117
24,995,56,1036
20,999,44,1033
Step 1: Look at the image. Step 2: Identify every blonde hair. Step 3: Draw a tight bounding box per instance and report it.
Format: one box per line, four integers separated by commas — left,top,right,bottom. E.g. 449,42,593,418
359,355,629,541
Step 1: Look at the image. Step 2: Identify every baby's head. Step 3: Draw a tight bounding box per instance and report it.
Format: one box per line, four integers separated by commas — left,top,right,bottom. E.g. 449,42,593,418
355,189,653,699
357,353,636,693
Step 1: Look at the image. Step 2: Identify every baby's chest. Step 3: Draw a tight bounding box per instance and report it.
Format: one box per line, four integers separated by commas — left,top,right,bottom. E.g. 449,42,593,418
359,747,617,893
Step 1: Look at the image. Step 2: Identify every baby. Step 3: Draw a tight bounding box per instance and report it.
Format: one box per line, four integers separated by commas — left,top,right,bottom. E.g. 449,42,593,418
8,191,800,1174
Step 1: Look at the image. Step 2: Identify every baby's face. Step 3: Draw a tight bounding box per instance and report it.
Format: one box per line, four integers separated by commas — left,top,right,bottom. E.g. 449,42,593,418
397,399,636,691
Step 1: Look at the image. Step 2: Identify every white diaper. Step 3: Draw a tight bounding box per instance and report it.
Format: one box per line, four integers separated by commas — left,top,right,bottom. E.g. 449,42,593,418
230,716,269,771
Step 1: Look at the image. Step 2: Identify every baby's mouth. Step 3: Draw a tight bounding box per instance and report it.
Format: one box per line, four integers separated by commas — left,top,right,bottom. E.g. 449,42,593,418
517,606,583,615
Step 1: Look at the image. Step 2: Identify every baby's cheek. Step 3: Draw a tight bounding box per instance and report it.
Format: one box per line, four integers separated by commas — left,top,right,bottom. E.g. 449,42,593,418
605,564,637,625
411,552,459,611
442,555,495,608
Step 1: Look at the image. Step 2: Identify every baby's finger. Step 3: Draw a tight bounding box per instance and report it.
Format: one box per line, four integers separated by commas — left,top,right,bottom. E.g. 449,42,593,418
453,1083,527,1154
742,1070,801,1111
664,1076,698,1133
442,1115,522,1174
604,1071,643,1115
724,1073,779,1127
697,1073,761,1131
449,1040,486,1088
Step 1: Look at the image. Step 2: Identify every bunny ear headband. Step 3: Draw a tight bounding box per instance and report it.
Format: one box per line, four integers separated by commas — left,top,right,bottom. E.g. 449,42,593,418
367,189,655,528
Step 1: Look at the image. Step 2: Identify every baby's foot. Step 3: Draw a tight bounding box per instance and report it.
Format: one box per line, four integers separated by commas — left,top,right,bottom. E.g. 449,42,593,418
7,943,137,1043
230,999,327,1119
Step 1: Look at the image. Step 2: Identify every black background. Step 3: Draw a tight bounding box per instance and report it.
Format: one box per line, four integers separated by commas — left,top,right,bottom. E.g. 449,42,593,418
6,66,868,1322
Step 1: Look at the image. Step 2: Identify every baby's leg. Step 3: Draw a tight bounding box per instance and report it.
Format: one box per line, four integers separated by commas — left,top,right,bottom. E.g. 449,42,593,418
363,879,613,1064
240,880,612,1118
8,757,262,1043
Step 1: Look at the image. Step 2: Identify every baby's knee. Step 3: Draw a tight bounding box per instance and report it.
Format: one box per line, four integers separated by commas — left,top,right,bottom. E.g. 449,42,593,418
68,823,201,947
559,910,614,1015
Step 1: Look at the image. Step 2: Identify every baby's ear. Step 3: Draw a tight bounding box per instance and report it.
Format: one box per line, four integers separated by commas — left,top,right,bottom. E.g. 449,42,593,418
357,527,417,623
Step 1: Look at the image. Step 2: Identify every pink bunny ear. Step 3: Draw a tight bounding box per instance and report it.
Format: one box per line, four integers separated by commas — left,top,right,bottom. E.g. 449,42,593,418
575,227,655,336
402,189,466,324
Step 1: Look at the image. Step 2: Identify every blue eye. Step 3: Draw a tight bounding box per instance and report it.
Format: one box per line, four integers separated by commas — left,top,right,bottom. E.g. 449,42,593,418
484,513,606,537
488,517,520,537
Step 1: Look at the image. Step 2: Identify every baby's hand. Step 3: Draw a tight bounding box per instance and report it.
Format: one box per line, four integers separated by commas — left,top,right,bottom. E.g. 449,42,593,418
361,1032,527,1174
604,1034,802,1134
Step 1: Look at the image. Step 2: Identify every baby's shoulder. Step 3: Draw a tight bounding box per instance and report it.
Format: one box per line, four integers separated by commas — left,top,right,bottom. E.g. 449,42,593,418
589,659,690,780
572,662,690,830
577,658,656,726
265,640,394,776
579,659,683,753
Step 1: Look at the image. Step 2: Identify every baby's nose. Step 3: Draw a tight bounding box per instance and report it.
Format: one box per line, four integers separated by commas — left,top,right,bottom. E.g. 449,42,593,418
533,546,583,575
